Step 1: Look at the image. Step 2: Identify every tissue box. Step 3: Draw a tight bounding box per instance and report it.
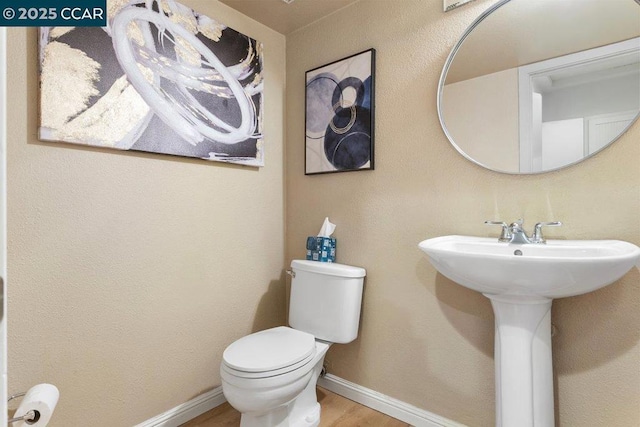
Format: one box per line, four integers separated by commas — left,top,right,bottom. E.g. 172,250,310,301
306,236,336,262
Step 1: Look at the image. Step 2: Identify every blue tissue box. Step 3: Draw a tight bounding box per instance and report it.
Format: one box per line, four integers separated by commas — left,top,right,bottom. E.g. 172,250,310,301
306,236,336,262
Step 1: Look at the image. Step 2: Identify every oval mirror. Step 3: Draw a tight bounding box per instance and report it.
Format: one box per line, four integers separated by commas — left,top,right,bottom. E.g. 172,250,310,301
438,0,640,174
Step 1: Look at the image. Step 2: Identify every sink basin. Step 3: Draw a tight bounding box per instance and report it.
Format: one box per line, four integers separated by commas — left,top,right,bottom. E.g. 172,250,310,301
419,235,640,299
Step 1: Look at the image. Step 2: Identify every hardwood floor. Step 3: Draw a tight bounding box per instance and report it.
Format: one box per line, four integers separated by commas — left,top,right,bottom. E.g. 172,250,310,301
180,387,410,427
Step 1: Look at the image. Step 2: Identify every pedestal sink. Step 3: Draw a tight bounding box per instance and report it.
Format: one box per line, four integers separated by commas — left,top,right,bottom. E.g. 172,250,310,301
418,235,640,427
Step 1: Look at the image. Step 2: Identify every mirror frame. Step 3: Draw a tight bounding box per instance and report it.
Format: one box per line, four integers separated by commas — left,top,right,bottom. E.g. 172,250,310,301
437,0,640,175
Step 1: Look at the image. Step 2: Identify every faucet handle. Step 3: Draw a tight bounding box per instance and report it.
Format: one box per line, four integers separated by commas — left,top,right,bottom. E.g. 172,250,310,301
531,221,562,244
485,221,512,242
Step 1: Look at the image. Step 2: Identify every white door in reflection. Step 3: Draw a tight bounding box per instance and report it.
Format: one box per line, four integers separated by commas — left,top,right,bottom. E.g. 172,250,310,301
519,37,640,172
541,118,584,171
586,111,636,154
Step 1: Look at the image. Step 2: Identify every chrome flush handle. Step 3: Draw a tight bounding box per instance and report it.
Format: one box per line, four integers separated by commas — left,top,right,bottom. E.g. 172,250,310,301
286,269,296,278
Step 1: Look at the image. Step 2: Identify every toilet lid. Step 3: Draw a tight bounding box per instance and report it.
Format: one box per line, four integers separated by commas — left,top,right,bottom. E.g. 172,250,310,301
223,326,316,373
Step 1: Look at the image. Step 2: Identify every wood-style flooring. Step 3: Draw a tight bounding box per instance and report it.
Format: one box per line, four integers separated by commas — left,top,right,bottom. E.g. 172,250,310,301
180,387,411,427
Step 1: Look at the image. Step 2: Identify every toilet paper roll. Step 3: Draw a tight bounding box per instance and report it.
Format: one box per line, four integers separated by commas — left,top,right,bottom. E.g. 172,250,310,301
13,383,59,427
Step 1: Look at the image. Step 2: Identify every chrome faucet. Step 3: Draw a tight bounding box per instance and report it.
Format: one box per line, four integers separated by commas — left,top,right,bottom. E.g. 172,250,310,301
508,219,531,244
485,219,562,244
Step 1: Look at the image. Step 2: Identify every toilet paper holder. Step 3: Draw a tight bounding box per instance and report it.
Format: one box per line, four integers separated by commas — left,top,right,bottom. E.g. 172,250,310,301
7,392,39,424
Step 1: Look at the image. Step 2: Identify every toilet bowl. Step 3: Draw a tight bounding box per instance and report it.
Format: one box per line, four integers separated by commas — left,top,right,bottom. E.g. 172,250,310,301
220,327,330,427
220,260,366,427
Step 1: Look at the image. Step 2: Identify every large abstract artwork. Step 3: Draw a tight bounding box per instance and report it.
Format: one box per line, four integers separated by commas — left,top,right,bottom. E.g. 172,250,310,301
305,49,375,175
39,0,264,166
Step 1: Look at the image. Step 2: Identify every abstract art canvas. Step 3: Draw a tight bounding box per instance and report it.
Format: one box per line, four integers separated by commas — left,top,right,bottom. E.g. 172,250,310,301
305,49,375,175
39,0,264,166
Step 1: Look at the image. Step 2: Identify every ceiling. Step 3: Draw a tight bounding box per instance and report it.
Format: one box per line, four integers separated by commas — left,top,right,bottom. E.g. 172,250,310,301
218,0,359,35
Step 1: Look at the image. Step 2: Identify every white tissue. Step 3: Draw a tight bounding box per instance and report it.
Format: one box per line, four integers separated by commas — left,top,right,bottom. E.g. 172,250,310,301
317,217,336,237
13,383,59,427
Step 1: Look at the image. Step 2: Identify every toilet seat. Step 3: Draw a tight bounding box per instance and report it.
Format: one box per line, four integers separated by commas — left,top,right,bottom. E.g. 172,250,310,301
222,327,316,379
222,352,315,379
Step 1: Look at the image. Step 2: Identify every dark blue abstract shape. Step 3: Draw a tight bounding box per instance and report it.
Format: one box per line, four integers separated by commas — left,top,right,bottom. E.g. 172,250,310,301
324,106,371,170
361,76,372,110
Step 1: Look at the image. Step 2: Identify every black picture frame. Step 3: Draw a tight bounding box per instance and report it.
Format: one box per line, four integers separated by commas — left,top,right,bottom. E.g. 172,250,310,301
305,48,375,175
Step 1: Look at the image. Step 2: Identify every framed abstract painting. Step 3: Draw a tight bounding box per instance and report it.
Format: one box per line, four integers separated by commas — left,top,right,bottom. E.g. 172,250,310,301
38,0,264,166
305,49,375,175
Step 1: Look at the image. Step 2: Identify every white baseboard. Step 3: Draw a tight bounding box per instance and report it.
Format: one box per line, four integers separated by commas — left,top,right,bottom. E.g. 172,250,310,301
134,386,226,427
136,375,466,427
318,374,467,427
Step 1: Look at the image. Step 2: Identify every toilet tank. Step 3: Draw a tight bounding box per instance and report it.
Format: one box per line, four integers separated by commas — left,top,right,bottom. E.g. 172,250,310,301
289,260,366,344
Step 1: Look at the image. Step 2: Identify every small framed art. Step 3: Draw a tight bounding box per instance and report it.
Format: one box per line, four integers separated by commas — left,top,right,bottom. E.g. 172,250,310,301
305,48,375,175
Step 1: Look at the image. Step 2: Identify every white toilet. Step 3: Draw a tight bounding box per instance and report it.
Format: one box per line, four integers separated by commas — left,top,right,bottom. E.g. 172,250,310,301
220,259,366,427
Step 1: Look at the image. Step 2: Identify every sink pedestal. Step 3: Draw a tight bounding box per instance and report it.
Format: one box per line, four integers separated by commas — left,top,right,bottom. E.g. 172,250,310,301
486,295,554,427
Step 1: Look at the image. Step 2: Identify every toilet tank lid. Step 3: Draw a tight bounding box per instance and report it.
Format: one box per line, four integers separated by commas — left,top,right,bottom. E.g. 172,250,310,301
291,260,366,278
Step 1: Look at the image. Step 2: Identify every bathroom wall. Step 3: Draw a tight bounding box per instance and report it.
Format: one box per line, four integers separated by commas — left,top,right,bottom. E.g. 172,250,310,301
285,0,640,425
6,1,286,425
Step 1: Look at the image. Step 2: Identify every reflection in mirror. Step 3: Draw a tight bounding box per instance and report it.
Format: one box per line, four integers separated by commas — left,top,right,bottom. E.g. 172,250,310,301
438,0,640,174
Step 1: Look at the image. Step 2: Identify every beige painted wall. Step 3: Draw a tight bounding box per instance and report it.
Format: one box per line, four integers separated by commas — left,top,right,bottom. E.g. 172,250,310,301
6,1,286,425
285,0,640,425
